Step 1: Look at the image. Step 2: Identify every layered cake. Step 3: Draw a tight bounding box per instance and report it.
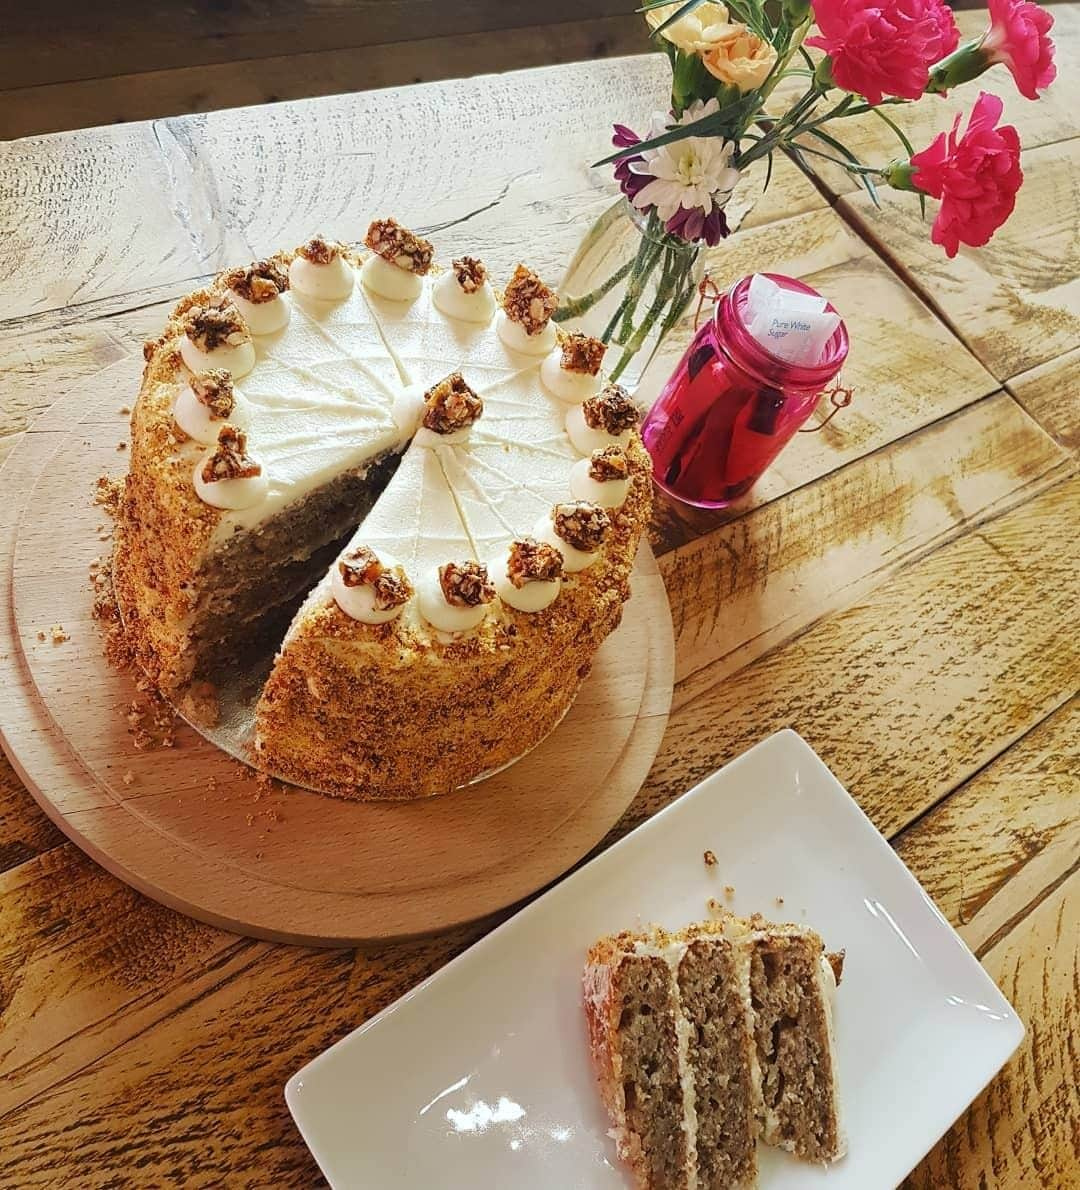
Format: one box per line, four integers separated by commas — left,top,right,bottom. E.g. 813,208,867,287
114,221,652,799
584,913,845,1188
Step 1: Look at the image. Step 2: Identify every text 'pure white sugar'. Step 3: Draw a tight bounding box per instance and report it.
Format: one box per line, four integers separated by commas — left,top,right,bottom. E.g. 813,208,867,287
744,273,841,367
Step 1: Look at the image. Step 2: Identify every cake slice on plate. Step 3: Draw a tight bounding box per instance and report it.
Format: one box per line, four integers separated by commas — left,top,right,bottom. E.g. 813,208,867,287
584,914,845,1189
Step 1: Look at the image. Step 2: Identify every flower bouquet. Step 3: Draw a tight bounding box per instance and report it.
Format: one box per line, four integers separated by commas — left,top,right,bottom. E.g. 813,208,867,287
555,0,1057,384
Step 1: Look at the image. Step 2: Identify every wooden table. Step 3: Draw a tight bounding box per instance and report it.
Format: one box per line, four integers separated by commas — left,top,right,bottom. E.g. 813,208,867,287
1,10,1077,1185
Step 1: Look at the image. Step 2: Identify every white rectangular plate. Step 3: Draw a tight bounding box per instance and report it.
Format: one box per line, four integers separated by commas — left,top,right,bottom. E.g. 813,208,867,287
286,729,1023,1188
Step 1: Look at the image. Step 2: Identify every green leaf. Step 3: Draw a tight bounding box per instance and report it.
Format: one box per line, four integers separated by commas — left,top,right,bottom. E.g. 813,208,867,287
868,105,917,159
763,150,775,193
640,0,708,37
802,127,881,206
594,91,765,167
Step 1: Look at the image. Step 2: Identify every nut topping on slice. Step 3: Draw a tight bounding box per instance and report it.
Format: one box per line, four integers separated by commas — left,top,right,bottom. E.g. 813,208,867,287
339,546,414,611
191,369,236,420
552,501,611,552
200,425,262,484
223,258,289,303
422,372,484,434
439,561,495,608
506,538,564,589
559,331,606,376
364,218,434,276
184,302,251,352
582,383,640,436
588,444,630,483
452,256,488,293
297,236,344,265
502,264,558,336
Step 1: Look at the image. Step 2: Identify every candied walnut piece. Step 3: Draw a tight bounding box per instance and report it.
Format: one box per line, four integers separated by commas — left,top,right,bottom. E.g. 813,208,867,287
298,236,343,265
439,561,495,608
827,950,845,986
339,546,414,610
364,217,434,276
506,538,564,589
452,256,488,293
552,501,610,552
588,444,629,482
422,372,483,434
559,331,606,376
184,302,250,352
582,383,640,436
191,369,235,420
200,425,261,483
502,264,557,335
223,258,289,303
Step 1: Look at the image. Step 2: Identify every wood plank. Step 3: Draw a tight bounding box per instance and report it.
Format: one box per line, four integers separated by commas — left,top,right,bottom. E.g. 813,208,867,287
0,52,825,323
660,393,1074,702
837,137,1080,382
0,16,647,141
632,475,1080,841
894,698,1079,957
0,475,1074,1182
0,0,639,90
0,754,62,875
1008,345,1080,452
904,868,1080,1189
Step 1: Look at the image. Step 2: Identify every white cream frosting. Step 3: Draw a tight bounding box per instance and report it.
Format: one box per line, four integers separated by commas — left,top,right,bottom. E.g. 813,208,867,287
532,513,598,573
331,549,409,624
495,309,557,357
192,452,269,511
180,334,256,380
360,253,423,302
173,382,250,446
491,546,561,613
540,350,603,404
433,269,496,324
288,254,355,300
228,290,291,335
417,570,493,633
570,456,629,509
565,403,634,456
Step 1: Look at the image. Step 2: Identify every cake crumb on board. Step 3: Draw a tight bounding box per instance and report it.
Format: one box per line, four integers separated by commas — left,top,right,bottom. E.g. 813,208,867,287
703,849,718,868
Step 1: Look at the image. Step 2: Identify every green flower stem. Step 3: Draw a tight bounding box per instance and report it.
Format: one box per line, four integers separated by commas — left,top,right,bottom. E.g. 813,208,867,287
603,224,665,344
552,258,635,322
618,229,671,343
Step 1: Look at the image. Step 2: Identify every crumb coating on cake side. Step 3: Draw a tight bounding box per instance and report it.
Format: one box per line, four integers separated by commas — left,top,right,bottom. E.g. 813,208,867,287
253,438,651,800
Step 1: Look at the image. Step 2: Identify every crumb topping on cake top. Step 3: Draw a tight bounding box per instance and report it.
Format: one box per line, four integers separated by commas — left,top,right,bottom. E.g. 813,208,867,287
453,256,488,293
190,370,236,420
439,560,495,607
552,501,610,552
223,259,289,303
200,425,261,483
422,372,483,435
297,236,344,265
588,444,630,483
183,302,251,352
365,218,434,276
502,264,558,335
583,385,639,435
506,538,564,588
339,546,414,610
560,332,606,376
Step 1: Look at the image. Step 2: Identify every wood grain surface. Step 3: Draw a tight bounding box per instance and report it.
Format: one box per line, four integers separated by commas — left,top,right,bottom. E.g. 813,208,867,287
1,28,1078,1189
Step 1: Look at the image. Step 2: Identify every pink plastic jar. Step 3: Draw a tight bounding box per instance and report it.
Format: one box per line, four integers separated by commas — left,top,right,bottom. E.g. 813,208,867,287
641,273,849,508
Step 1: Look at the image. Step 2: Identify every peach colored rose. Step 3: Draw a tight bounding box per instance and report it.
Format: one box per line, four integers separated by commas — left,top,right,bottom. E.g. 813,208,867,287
645,2,737,54
702,28,779,92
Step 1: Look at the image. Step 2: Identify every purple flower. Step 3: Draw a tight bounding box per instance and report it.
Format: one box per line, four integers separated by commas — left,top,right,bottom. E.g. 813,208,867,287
664,204,731,246
612,125,651,206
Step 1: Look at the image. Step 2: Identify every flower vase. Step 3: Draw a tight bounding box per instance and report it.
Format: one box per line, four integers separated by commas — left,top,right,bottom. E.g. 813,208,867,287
554,198,706,391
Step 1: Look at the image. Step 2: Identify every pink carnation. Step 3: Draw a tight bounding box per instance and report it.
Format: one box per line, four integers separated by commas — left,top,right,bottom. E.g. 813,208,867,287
910,92,1023,258
807,0,960,105
983,0,1056,99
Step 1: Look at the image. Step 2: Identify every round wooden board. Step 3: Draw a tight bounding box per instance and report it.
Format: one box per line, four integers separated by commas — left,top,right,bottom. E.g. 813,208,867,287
0,357,674,946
